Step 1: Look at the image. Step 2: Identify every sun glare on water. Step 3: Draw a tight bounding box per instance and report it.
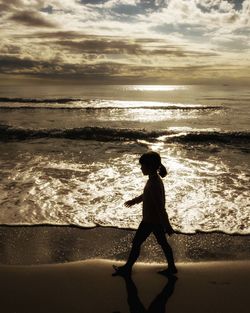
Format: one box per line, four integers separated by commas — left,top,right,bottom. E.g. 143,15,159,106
130,85,187,91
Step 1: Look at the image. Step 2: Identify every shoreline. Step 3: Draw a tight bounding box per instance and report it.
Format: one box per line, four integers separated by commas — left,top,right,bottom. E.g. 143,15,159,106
0,225,249,265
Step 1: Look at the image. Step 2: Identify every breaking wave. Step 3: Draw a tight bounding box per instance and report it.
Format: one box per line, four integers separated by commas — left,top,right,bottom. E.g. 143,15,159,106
0,125,249,145
0,97,81,104
0,97,223,111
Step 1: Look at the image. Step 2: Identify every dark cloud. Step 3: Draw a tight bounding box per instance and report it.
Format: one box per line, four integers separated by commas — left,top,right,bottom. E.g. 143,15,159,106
0,55,119,77
15,31,217,58
9,10,56,27
0,55,51,72
151,47,218,57
14,31,86,40
55,39,142,54
0,0,23,13
0,54,217,77
0,53,248,85
53,37,218,58
0,54,142,81
0,44,21,54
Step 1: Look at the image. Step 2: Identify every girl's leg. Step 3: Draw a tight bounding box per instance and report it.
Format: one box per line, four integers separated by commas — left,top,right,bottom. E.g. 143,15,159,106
126,222,152,268
153,226,177,272
114,222,151,275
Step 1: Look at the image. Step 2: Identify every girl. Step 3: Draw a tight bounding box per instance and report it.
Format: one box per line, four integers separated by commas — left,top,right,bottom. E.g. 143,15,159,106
113,151,177,276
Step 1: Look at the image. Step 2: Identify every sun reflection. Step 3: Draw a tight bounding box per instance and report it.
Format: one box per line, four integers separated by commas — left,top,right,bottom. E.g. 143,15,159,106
166,157,190,172
129,85,187,91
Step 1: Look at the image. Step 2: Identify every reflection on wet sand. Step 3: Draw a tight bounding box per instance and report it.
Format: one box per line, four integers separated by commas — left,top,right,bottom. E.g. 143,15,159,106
117,274,177,313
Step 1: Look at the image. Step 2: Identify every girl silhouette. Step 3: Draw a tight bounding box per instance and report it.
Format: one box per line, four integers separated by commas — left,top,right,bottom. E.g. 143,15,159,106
113,151,177,276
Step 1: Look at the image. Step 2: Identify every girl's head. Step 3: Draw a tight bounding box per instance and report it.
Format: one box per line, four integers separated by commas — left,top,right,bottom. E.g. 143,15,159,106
139,151,167,178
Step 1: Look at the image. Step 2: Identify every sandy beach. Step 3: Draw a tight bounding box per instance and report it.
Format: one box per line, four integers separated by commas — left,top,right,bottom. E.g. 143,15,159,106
0,226,249,313
1,259,249,313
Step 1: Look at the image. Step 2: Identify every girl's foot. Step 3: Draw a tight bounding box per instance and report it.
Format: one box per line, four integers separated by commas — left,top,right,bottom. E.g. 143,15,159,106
112,265,132,276
157,266,178,276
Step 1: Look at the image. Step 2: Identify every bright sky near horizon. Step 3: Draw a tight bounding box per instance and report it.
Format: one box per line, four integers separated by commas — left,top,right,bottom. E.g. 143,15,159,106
0,0,249,85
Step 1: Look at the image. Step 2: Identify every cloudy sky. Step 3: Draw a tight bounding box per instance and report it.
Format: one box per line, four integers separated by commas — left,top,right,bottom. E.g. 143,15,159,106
0,0,249,85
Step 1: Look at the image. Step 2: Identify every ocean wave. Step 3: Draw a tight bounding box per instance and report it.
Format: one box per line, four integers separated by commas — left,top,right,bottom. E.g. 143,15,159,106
0,105,222,111
162,131,250,144
0,97,81,104
0,97,223,111
0,125,160,141
0,125,249,144
200,97,250,102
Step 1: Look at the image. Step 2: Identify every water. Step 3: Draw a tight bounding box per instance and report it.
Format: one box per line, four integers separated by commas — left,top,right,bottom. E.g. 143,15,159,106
0,84,249,234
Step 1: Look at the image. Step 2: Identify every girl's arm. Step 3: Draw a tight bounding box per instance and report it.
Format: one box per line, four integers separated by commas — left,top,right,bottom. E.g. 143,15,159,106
124,194,143,207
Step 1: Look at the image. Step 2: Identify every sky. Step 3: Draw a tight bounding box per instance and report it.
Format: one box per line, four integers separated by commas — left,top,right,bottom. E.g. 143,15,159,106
0,0,249,85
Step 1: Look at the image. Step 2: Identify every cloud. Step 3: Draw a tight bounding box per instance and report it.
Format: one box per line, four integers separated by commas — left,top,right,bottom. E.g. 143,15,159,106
29,33,216,59
0,44,21,54
0,0,249,85
0,55,50,73
0,0,23,12
54,38,142,54
9,10,56,27
0,53,249,86
0,54,128,82
14,30,85,39
147,0,241,27
0,53,240,80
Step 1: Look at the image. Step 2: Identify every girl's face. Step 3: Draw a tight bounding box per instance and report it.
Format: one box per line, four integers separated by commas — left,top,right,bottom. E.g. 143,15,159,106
140,163,150,175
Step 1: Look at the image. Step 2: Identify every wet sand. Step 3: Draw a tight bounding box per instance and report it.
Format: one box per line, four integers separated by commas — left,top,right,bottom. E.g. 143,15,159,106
0,225,249,265
0,226,249,313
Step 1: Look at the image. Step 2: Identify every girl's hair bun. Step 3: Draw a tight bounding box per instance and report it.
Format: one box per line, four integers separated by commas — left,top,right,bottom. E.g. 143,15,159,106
158,163,167,178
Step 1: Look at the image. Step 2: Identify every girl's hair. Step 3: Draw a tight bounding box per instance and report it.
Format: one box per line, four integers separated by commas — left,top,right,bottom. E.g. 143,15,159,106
139,151,167,178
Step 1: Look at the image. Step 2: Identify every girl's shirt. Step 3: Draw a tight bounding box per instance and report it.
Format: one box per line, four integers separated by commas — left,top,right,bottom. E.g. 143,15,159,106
142,174,168,225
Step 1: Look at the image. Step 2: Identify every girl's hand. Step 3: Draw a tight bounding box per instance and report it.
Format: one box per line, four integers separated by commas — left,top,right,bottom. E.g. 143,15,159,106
124,199,135,207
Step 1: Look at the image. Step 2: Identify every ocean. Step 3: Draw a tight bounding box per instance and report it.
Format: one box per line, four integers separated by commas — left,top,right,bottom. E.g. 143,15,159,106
0,84,249,234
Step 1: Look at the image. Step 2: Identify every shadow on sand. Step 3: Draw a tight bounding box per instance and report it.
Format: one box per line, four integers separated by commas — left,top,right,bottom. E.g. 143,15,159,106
113,273,177,313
